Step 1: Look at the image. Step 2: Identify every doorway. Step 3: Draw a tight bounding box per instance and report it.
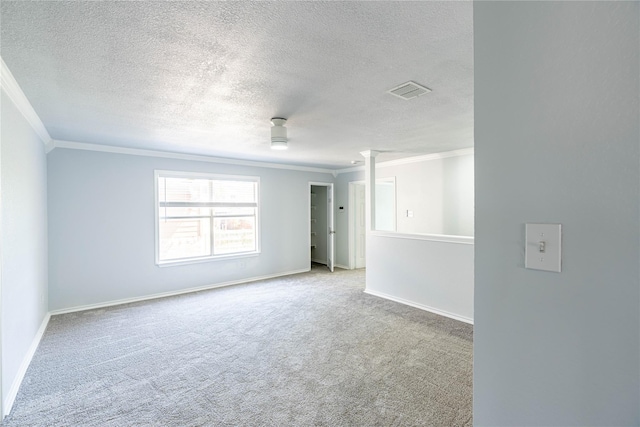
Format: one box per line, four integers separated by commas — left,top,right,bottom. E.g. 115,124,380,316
348,178,397,269
309,182,334,272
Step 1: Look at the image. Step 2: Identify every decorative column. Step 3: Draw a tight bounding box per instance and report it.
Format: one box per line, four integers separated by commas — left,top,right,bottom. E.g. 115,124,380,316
360,150,379,232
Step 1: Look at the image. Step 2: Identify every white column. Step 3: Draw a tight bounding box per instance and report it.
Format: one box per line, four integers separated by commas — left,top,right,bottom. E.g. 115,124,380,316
360,150,379,232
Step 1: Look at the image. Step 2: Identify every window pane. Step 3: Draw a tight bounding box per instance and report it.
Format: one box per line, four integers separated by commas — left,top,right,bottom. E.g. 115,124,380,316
213,217,256,255
162,178,212,203
211,180,256,203
159,218,211,260
157,172,259,262
211,206,255,216
161,207,211,218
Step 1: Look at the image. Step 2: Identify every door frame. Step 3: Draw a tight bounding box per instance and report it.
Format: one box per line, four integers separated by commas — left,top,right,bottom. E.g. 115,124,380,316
348,177,397,269
0,133,3,419
374,176,397,232
348,180,365,270
309,182,335,272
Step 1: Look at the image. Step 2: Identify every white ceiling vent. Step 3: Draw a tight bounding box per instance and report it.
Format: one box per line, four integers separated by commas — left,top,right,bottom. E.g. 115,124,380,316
387,81,431,100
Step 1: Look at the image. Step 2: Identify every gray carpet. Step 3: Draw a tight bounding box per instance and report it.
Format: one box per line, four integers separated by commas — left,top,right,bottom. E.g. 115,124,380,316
3,266,473,426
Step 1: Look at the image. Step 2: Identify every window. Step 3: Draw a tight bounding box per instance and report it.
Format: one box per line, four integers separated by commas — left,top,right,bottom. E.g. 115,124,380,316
155,171,259,265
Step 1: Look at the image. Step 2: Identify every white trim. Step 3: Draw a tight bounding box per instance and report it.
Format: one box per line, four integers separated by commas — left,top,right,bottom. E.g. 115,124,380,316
348,180,367,270
360,150,380,158
50,268,310,316
157,252,260,268
334,263,350,270
3,314,51,418
348,182,355,270
154,170,261,265
309,182,335,272
0,59,471,176
155,170,261,182
44,139,55,154
376,147,474,168
49,139,473,176
364,289,473,325
334,165,364,175
0,58,53,148
52,140,337,175
334,147,475,176
371,230,474,245
0,100,3,417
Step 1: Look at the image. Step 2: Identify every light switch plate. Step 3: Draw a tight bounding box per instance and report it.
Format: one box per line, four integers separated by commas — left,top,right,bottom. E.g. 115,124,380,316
525,223,561,272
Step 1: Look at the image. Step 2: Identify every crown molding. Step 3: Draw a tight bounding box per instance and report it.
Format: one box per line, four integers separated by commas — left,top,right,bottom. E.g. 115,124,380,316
52,140,337,175
50,139,473,177
376,147,474,168
334,165,365,175
333,147,474,176
0,55,471,175
360,150,380,158
0,57,53,147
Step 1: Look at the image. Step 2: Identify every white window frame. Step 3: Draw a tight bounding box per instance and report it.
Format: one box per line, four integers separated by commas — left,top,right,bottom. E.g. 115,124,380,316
155,170,261,267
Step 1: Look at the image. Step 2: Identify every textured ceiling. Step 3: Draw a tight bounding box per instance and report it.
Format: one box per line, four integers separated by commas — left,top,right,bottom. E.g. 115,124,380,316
0,1,473,169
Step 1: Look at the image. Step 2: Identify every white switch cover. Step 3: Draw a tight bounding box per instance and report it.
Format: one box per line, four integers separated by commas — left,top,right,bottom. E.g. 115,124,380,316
525,223,561,272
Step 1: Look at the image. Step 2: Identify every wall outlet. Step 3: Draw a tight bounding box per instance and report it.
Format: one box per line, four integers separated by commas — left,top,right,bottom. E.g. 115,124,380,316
406,210,414,218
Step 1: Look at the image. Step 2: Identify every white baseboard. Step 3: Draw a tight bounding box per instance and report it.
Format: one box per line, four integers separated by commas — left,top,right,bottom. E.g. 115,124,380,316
49,268,310,316
334,263,350,270
363,289,473,325
4,313,51,417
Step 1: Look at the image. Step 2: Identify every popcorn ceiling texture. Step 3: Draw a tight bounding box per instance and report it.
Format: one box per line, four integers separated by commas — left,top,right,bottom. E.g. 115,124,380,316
0,1,473,168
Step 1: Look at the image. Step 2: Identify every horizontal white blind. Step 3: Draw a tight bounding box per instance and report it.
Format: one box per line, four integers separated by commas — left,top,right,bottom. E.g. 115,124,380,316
157,172,259,263
159,177,257,205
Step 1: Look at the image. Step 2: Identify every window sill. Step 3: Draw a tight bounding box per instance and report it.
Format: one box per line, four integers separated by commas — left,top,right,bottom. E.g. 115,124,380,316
156,251,260,267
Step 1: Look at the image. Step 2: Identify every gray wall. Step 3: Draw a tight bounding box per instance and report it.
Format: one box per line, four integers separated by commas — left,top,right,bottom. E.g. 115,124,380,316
377,161,442,234
474,2,639,425
374,179,396,232
366,235,474,322
442,154,474,236
376,153,474,236
1,90,49,408
47,148,333,311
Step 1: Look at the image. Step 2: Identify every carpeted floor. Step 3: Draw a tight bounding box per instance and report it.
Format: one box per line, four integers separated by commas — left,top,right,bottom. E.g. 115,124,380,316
3,266,473,426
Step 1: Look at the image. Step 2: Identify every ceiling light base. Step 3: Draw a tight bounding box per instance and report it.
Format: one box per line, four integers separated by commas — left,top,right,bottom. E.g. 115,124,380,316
270,117,288,150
